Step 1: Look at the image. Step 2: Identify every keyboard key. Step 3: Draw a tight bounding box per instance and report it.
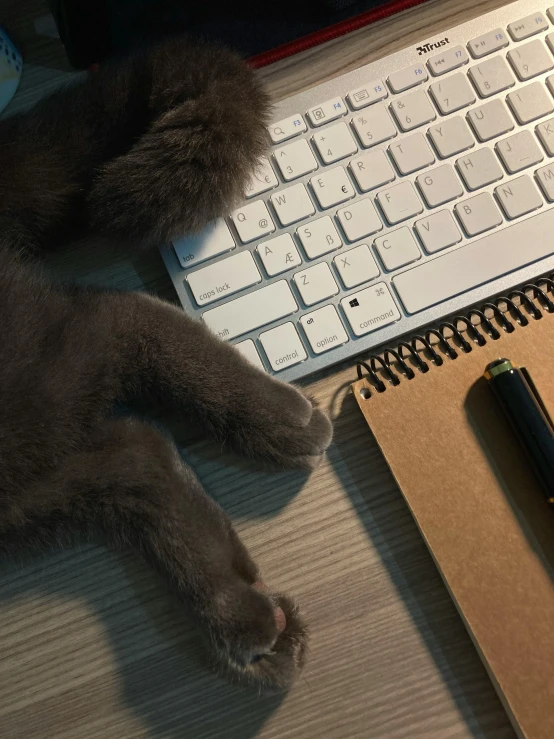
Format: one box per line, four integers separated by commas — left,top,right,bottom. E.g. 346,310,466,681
377,181,423,224
375,227,420,271
341,283,401,337
347,80,388,109
307,97,346,126
456,148,503,190
294,262,339,306
416,164,463,207
537,117,554,155
231,200,275,243
547,33,554,55
245,158,279,198
310,167,355,209
300,305,349,354
468,29,509,58
496,130,543,173
507,82,554,125
334,244,380,288
508,13,548,41
274,139,318,181
269,114,307,143
468,57,515,97
257,233,302,276
428,116,475,158
494,175,543,218
536,162,554,200
390,89,436,131
173,218,234,270
414,210,462,253
429,73,475,114
271,183,315,226
351,105,397,147
297,215,342,258
467,99,515,141
428,45,469,75
203,281,298,341
234,339,265,372
336,198,383,242
259,322,307,371
394,208,554,314
455,192,503,236
388,132,435,175
187,251,261,306
313,122,357,164
349,149,396,191
388,63,428,92
508,40,553,81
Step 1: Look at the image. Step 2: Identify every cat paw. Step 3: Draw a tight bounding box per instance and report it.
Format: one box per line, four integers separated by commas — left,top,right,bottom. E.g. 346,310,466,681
215,589,308,692
226,379,333,470
88,40,270,247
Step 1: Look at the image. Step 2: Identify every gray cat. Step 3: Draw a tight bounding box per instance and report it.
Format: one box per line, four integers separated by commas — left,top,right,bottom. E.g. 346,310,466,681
0,38,333,691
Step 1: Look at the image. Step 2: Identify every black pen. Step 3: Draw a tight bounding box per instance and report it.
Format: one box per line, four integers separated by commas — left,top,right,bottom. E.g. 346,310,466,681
484,358,554,504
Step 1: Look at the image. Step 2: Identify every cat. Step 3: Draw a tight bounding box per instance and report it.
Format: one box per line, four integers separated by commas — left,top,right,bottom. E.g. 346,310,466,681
0,37,333,691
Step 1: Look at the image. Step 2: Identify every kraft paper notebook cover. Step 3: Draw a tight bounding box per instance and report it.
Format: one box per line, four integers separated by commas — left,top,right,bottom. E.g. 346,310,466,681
351,287,554,739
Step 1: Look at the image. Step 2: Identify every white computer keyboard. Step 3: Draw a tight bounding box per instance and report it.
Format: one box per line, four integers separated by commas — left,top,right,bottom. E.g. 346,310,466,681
162,0,554,382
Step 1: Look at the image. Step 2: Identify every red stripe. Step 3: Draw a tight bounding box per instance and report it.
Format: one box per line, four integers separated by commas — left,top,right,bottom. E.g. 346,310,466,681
248,0,430,69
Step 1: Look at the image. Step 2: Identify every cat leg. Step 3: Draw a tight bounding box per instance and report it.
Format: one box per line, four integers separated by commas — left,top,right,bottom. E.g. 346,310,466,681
82,289,333,469
0,417,307,691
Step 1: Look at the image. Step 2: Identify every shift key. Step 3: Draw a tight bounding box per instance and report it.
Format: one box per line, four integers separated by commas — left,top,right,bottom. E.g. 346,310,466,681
203,281,298,341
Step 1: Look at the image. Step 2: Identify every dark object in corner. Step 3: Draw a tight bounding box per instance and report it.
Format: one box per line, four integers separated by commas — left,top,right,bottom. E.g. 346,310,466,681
47,0,398,68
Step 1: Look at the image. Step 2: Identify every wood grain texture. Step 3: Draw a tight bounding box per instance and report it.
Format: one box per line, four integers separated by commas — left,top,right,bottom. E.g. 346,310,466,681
1,0,516,737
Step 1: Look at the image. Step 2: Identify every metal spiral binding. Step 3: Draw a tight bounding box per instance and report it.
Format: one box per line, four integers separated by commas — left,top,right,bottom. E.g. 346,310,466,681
356,274,554,398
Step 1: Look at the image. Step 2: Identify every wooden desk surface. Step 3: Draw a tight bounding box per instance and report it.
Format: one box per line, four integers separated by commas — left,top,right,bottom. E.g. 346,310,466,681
1,1,517,737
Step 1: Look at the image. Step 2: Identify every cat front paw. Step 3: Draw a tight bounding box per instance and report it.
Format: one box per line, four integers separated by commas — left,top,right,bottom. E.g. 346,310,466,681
226,378,333,470
88,39,270,247
215,589,308,692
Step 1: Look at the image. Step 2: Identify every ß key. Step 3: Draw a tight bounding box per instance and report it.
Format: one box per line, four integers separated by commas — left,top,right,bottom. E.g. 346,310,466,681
297,216,342,258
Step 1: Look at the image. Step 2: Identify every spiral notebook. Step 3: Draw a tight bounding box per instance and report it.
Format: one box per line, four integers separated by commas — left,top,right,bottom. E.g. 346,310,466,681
351,280,554,739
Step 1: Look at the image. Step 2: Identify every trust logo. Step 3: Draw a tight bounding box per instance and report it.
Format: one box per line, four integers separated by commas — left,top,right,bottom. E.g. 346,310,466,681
416,37,449,55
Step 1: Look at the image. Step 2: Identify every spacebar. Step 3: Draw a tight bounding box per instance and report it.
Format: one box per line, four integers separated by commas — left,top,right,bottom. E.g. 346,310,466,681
394,211,554,314
202,280,298,341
